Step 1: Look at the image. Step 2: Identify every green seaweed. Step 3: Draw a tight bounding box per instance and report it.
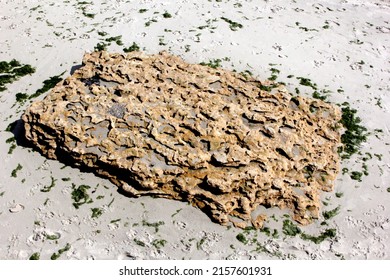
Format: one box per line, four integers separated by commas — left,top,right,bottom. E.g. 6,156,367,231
0,59,35,92
300,228,337,244
97,31,108,36
236,233,248,244
158,37,167,46
335,192,344,198
200,59,222,69
299,26,318,32
283,219,337,244
107,198,115,207
221,17,243,31
29,252,40,260
105,35,123,46
94,42,108,51
11,164,23,178
77,1,92,5
79,3,95,19
30,5,41,11
350,171,363,182
5,136,16,144
134,238,145,247
260,226,271,236
40,176,57,192
46,234,60,241
323,206,340,220
312,90,327,101
268,68,280,81
123,42,140,53
362,163,369,176
162,11,172,18
253,241,284,258
71,184,93,209
239,70,253,80
83,12,95,18
152,239,167,250
142,220,165,233
171,208,182,217
339,104,368,159
282,220,301,236
91,207,103,218
374,154,382,161
29,73,64,100
259,84,274,92
145,18,158,27
50,243,71,260
15,92,29,105
196,237,206,249
297,77,317,90
6,137,16,154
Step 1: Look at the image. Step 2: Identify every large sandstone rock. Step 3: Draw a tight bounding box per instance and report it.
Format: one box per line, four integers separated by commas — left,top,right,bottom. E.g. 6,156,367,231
22,51,341,228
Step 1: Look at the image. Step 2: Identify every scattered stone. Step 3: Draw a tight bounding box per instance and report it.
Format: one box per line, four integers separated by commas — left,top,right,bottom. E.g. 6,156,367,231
22,51,342,228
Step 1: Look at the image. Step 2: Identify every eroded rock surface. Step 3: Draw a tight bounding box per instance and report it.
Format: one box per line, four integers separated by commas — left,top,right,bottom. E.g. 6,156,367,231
22,51,342,228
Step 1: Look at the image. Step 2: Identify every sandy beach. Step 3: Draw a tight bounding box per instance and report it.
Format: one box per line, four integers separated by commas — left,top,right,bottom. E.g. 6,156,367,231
0,0,389,260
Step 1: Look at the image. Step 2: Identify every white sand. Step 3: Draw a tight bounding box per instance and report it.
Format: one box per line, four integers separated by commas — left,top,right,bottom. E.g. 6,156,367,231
0,0,389,260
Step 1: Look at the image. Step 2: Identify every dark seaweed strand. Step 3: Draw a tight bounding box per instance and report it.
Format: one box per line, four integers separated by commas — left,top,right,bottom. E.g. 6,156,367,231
339,103,368,159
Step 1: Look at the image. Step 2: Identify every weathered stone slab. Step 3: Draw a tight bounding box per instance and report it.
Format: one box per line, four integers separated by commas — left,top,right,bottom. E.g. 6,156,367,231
22,51,341,228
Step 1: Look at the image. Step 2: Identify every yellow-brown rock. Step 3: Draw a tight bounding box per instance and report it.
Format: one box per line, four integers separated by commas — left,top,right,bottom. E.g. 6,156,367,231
22,51,342,228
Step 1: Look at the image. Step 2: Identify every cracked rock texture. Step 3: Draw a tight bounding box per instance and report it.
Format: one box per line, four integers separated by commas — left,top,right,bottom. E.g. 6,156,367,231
22,51,342,228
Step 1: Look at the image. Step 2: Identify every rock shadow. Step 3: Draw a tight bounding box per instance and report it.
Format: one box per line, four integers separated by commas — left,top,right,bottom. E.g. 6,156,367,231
70,64,83,75
7,118,31,148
